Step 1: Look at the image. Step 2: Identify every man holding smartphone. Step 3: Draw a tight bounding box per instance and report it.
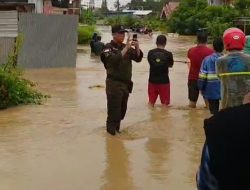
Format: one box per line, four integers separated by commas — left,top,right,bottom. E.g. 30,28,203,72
100,25,143,135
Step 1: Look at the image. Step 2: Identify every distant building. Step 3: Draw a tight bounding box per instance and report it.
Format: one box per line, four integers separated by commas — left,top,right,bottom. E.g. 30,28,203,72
160,2,179,19
0,1,35,12
122,10,152,17
207,0,233,5
0,0,80,14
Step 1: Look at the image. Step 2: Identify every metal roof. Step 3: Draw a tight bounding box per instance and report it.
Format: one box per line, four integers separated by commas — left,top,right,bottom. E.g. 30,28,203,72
122,10,152,16
133,10,152,16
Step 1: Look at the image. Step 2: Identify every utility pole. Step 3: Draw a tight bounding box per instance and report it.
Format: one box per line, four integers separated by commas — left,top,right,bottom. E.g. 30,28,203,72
117,0,120,23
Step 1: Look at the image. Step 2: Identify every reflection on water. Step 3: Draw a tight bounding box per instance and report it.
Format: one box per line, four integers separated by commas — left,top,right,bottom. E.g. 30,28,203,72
146,138,169,181
0,26,208,190
101,137,136,190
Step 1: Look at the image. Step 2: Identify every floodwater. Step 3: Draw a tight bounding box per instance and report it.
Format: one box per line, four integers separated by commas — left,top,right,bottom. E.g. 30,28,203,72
0,26,211,190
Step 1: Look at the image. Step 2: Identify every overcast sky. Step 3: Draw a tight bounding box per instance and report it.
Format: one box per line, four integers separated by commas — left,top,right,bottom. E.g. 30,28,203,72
81,0,131,10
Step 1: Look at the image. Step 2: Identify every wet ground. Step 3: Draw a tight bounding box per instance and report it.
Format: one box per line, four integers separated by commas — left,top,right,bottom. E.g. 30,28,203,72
0,26,211,190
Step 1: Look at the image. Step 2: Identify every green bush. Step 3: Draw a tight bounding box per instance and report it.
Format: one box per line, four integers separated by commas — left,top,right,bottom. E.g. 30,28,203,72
104,15,167,32
78,25,96,44
0,36,48,109
79,9,96,25
166,0,247,35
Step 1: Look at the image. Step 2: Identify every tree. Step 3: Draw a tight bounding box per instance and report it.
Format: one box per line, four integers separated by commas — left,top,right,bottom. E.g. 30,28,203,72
114,0,121,10
234,0,250,10
129,0,144,10
100,0,109,13
143,0,165,13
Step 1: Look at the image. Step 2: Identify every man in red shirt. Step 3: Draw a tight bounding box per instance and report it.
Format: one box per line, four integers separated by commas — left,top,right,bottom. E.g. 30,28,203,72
187,31,214,108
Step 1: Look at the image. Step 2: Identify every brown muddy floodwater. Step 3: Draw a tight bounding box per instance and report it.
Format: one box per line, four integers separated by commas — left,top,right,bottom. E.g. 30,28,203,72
0,26,211,190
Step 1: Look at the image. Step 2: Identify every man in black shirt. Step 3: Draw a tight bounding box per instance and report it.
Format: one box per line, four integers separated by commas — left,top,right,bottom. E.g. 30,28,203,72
100,25,143,135
147,35,174,107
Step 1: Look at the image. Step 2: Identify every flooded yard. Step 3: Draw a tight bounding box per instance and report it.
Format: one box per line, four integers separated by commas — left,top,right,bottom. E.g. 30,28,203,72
0,26,210,190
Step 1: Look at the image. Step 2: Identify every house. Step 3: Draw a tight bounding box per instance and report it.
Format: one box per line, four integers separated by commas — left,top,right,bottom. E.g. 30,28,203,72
43,0,80,15
160,2,179,19
0,0,80,14
0,1,35,12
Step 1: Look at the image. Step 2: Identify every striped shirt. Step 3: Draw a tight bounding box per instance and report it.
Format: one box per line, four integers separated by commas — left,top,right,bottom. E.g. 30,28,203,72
198,53,222,100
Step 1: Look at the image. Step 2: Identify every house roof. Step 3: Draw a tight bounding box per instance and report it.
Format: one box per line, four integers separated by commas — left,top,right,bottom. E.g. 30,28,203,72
133,10,152,16
122,10,152,16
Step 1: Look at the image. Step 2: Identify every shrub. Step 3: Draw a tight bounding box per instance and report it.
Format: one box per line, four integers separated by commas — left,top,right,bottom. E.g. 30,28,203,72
78,25,96,44
0,36,48,109
167,0,246,35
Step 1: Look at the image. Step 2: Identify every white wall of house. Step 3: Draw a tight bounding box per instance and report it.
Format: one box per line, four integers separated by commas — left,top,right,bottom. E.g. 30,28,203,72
28,0,43,13
208,0,223,5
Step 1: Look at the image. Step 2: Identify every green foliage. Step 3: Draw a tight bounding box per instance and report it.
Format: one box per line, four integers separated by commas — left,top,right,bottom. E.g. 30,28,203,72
78,25,96,44
234,0,250,9
100,0,109,13
79,9,96,25
167,0,247,35
104,15,167,31
167,0,209,34
204,6,239,38
104,17,122,25
129,0,144,10
207,20,231,39
0,36,48,109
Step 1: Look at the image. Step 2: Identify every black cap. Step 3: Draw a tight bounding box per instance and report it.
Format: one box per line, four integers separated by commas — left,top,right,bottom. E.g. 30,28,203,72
111,25,128,33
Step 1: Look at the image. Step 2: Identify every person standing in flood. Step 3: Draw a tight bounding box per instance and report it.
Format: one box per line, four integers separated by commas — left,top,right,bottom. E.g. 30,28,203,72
90,32,97,54
197,92,250,190
147,35,174,107
100,25,143,135
198,37,224,114
93,35,104,56
216,27,250,109
187,30,214,108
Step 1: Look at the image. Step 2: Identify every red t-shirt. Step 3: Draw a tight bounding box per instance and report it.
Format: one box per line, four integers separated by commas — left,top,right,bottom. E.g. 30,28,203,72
187,45,214,80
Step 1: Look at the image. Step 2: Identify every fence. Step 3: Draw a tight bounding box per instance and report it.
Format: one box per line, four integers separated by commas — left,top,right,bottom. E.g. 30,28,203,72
18,13,78,68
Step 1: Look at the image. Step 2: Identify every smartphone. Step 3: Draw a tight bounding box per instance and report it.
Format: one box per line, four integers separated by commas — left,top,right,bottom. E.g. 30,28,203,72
133,34,137,41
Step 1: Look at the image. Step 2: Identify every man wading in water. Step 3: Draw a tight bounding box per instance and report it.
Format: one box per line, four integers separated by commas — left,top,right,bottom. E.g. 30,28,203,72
100,25,143,135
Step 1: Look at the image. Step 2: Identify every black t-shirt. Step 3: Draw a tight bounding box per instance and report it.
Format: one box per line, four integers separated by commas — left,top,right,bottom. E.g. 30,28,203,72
147,48,173,84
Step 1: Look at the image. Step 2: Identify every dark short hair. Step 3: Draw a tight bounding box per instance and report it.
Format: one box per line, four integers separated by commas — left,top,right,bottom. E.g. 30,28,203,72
156,35,167,46
213,37,224,52
97,35,101,41
197,31,208,44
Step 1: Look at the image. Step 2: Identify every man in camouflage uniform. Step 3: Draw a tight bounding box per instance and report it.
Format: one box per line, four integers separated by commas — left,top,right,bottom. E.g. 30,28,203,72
100,25,143,135
216,28,250,109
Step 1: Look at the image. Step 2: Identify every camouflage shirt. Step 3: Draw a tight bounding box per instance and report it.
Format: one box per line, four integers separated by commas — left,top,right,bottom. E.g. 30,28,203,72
216,51,250,108
100,40,143,83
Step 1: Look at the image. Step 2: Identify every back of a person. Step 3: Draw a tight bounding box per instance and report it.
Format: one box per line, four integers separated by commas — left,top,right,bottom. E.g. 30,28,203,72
188,45,214,80
148,48,173,84
216,52,250,108
244,35,250,54
204,103,250,190
147,34,173,107
199,53,221,99
93,41,104,56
